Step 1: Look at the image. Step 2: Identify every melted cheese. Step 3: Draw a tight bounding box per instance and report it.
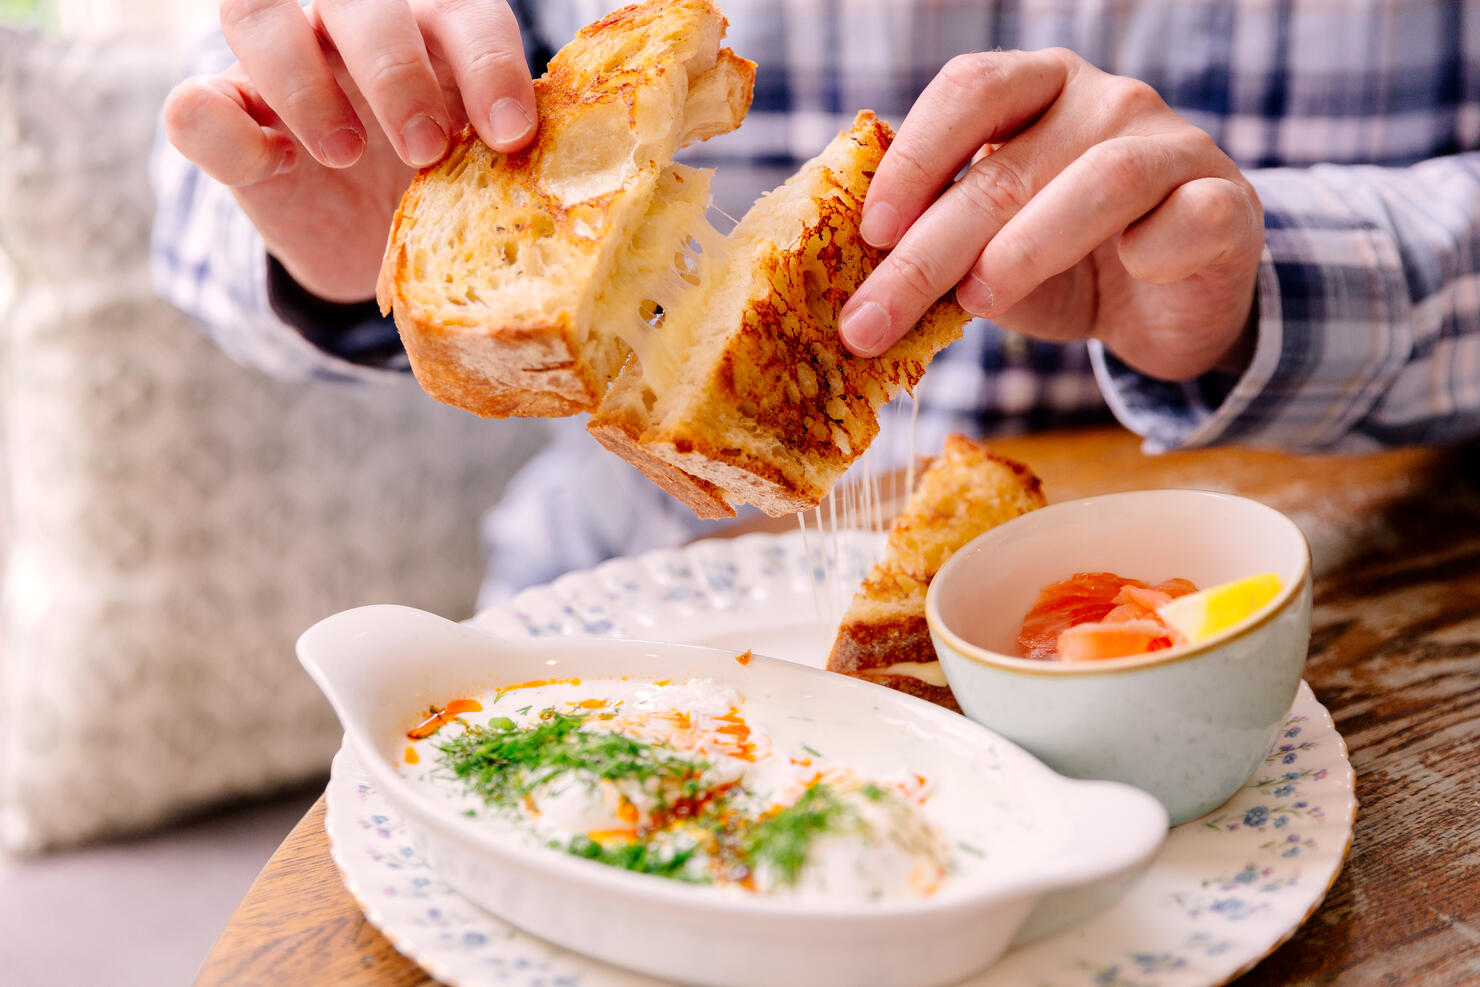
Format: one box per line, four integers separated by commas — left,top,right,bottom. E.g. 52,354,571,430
874,661,949,688
594,164,733,393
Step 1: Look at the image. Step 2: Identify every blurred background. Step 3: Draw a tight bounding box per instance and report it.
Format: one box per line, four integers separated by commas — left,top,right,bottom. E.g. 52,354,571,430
0,0,550,982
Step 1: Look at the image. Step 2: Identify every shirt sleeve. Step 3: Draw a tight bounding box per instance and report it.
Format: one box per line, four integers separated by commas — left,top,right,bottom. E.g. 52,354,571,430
476,419,735,605
1093,152,1480,452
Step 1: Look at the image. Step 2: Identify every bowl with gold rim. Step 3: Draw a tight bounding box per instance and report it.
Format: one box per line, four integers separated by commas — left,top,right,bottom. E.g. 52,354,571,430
926,489,1312,825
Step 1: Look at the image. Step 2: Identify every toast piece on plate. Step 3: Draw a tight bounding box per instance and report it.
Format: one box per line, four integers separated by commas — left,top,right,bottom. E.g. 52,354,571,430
376,0,755,417
588,111,972,518
826,434,1046,709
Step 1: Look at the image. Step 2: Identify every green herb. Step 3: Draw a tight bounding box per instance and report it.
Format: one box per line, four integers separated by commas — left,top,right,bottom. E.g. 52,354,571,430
957,841,985,857
437,710,706,811
739,782,852,887
516,705,532,716
438,707,916,891
801,744,823,758
566,835,707,881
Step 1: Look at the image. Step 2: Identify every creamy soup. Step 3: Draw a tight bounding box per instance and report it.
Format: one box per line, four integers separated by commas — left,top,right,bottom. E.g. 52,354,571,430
398,675,963,899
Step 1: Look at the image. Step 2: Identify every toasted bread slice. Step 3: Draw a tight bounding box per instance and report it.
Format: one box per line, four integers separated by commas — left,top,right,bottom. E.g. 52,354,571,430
826,435,1046,709
377,0,755,417
588,111,972,518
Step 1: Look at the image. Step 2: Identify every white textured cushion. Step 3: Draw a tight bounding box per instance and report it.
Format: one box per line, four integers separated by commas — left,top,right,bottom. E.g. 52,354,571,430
0,29,546,851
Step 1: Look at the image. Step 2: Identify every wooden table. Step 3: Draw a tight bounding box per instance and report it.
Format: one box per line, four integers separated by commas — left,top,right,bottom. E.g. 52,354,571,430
196,427,1480,986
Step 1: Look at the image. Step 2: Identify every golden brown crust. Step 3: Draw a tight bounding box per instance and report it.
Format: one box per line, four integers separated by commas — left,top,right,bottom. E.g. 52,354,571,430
825,436,1046,711
826,612,934,673
587,417,737,520
393,310,594,418
854,673,961,712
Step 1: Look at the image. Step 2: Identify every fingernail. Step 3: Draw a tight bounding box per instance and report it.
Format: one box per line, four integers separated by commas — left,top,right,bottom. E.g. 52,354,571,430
963,273,995,316
859,201,899,248
319,128,364,168
840,300,892,355
402,114,449,167
489,97,535,149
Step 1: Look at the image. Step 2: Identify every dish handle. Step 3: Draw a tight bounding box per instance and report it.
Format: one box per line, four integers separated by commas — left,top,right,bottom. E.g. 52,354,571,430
1012,777,1168,943
297,604,493,759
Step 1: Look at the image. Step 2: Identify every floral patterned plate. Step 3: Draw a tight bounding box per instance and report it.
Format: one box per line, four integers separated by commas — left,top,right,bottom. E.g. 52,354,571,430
324,530,1356,987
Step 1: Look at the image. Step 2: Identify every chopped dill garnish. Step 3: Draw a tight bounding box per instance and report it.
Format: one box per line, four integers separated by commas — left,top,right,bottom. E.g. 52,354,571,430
437,709,707,811
516,705,532,716
566,835,706,881
801,744,823,758
957,841,985,857
740,781,851,887
436,705,921,890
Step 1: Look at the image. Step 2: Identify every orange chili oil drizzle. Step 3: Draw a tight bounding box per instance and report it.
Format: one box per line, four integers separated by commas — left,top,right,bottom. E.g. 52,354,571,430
406,697,484,740
501,677,583,692
714,707,757,761
655,779,742,828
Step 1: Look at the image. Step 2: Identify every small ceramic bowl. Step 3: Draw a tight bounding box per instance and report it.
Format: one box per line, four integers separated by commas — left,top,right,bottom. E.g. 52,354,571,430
926,489,1312,825
299,604,1167,987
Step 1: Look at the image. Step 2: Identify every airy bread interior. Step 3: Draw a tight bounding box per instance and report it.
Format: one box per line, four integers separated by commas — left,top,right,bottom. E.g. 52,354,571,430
377,0,754,417
589,112,972,518
826,435,1047,709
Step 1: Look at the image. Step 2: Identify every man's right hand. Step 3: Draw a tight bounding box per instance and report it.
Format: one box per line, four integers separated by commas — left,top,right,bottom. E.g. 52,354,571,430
164,0,537,304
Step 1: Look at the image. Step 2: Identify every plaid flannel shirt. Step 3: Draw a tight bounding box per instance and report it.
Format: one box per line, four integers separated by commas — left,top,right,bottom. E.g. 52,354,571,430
151,0,1480,598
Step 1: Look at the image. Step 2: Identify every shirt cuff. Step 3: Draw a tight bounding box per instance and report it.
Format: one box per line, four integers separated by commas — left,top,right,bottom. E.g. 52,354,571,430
1094,165,1418,453
1091,250,1284,453
264,255,411,376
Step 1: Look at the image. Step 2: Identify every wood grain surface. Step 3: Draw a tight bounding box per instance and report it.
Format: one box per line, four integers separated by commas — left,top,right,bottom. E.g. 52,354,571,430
194,427,1480,987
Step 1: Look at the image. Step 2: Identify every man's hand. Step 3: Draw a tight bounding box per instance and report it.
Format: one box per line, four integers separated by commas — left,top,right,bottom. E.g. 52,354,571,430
839,47,1263,382
163,0,536,303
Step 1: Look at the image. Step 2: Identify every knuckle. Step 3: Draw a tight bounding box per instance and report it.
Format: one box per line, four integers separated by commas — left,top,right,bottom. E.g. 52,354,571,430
1191,182,1241,232
219,0,280,35
464,44,525,82
1083,138,1147,200
884,134,936,190
1103,76,1163,122
276,77,323,118
957,158,1029,220
427,0,478,16
1041,46,1085,71
1178,126,1221,160
363,48,428,93
938,52,1006,100
987,226,1034,275
885,249,945,303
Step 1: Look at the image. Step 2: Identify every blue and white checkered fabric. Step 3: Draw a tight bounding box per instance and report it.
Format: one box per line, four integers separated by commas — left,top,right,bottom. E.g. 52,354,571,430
150,0,1480,596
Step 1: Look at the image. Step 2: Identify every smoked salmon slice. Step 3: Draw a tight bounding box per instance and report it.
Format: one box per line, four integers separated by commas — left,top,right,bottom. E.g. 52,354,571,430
1018,572,1197,661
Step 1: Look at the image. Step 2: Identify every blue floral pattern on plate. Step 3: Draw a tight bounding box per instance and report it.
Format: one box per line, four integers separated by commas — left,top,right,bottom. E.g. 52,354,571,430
325,530,1356,987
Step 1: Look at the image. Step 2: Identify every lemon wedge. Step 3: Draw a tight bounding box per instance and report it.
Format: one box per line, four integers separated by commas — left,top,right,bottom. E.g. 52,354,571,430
1156,573,1283,644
